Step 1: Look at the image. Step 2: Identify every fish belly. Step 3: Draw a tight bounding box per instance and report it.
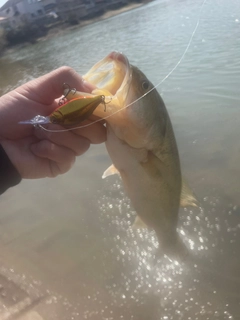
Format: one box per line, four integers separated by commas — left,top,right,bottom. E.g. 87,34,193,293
105,125,178,234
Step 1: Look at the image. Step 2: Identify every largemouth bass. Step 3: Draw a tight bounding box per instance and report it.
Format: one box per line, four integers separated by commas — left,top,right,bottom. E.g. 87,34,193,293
83,52,197,259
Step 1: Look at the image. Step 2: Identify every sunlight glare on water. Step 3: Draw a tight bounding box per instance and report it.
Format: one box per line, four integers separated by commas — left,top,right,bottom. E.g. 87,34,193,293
97,177,239,319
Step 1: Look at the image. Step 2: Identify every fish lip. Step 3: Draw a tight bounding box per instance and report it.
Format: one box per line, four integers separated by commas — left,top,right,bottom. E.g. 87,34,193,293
106,51,132,100
83,51,131,96
107,51,130,69
82,52,132,118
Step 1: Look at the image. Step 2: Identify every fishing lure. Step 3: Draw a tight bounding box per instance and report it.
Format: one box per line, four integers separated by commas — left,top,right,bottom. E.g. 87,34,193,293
19,86,107,127
50,95,106,126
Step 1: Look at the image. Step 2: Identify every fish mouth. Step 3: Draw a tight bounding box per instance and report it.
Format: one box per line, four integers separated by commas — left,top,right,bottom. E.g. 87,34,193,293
83,51,132,116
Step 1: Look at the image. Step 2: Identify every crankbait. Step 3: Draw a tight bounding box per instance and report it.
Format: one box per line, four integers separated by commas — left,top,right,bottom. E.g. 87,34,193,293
19,84,108,127
50,95,106,126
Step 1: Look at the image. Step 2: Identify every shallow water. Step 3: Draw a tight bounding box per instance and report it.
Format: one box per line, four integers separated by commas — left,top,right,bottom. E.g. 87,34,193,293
0,0,240,319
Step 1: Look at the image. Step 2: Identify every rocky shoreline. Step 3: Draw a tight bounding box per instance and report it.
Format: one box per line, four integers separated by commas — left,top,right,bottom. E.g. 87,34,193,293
0,2,146,56
43,2,145,41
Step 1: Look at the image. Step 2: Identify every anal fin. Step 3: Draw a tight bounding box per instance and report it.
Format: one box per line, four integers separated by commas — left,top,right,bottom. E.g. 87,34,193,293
132,216,148,229
102,164,120,179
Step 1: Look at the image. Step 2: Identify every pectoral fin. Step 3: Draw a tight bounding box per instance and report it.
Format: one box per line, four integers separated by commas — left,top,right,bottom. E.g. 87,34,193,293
140,151,164,177
180,178,199,207
132,216,148,229
102,164,120,179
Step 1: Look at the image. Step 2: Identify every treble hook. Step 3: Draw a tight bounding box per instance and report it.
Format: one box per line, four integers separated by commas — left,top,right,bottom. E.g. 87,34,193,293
102,95,112,112
58,83,77,106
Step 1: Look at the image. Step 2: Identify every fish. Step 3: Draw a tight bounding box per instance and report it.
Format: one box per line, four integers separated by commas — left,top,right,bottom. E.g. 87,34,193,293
83,51,198,259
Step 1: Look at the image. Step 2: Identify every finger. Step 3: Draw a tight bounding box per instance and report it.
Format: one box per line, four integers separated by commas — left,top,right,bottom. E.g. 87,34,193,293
31,140,76,177
88,114,106,122
72,120,107,144
34,124,91,155
17,66,96,106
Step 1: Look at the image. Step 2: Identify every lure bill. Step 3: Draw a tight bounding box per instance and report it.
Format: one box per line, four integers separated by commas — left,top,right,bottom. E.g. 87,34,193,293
19,93,107,127
19,115,51,125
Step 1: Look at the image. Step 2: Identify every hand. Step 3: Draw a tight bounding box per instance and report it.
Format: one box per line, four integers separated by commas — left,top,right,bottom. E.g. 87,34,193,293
0,67,106,179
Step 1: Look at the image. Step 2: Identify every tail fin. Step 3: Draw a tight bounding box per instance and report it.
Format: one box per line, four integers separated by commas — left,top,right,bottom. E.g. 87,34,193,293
154,233,189,264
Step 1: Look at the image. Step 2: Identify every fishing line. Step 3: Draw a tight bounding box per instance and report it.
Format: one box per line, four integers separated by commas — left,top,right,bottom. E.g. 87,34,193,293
39,0,207,134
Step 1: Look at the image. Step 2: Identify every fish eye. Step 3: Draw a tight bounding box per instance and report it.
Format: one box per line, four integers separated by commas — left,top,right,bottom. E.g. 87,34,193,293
142,80,149,90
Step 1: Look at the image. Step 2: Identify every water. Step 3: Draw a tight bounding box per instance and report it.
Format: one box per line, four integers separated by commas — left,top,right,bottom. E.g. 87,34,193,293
0,0,240,318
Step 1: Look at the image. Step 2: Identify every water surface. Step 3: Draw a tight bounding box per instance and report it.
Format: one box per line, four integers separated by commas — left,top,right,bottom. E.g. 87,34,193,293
0,0,240,319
